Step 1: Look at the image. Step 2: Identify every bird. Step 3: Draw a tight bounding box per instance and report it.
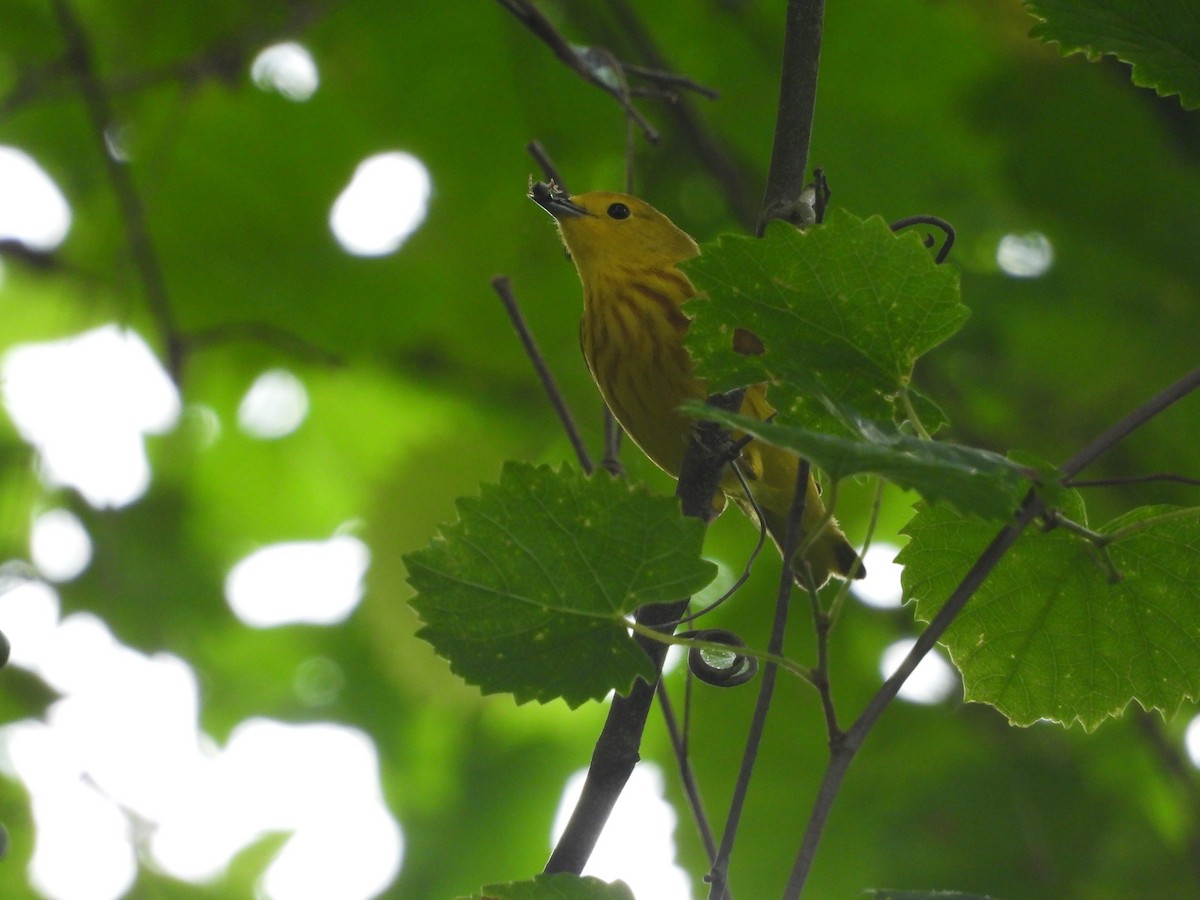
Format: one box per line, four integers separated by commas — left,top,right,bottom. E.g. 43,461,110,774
531,181,864,587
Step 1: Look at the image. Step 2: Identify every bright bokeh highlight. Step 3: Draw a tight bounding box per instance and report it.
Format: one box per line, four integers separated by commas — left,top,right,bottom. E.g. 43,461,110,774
329,152,431,256
251,42,320,102
0,579,402,899
997,231,1054,278
1,325,180,508
1185,714,1200,769
238,368,310,439
879,637,958,705
852,542,904,609
225,534,370,627
0,145,71,250
552,764,691,899
30,509,92,582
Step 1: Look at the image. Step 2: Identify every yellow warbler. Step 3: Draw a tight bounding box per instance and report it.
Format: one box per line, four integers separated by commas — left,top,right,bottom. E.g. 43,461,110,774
530,182,864,587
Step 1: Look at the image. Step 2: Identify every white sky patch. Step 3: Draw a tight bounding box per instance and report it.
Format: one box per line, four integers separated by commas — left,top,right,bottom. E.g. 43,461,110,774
225,534,370,627
853,542,904,609
329,152,431,257
879,637,958,706
552,764,692,900
251,42,320,102
997,231,1054,278
0,145,72,251
30,509,93,583
0,601,402,899
1,325,180,508
238,368,309,439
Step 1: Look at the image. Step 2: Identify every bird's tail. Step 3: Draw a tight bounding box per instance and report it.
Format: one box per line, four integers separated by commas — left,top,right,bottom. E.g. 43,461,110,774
759,506,866,589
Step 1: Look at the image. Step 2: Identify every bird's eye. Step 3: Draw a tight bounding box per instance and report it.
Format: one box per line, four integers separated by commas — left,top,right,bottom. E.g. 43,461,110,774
607,203,631,220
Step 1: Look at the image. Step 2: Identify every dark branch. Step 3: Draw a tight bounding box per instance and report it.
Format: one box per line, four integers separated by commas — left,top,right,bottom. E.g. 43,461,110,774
759,0,825,234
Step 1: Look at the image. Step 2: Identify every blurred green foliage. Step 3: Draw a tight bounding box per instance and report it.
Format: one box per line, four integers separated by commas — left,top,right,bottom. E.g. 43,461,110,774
0,1,1198,898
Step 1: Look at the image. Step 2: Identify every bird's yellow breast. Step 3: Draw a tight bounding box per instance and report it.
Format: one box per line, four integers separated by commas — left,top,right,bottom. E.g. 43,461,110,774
579,264,700,477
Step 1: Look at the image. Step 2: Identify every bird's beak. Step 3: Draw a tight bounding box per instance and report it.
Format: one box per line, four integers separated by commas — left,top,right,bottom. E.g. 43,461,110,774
529,180,588,219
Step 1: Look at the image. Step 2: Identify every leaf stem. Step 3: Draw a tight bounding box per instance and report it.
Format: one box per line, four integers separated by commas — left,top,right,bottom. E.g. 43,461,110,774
626,621,813,685
900,389,933,440
1101,506,1200,544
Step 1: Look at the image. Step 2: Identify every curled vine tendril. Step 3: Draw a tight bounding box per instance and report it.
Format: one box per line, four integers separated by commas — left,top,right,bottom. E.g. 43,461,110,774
890,214,956,264
682,629,759,687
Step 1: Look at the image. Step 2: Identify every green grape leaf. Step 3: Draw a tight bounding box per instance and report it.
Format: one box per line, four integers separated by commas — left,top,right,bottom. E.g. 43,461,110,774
405,463,716,708
459,874,636,900
683,210,967,430
684,403,1034,520
900,503,1200,730
1027,0,1200,109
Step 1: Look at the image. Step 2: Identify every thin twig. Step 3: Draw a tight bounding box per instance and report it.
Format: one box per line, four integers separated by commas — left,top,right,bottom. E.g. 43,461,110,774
182,322,343,367
1065,472,1200,489
527,141,568,192
6,1,332,120
496,0,659,141
1060,365,1200,479
622,62,720,100
657,681,720,866
707,460,810,900
51,0,184,379
602,410,625,476
492,276,595,475
808,575,840,739
602,0,758,231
